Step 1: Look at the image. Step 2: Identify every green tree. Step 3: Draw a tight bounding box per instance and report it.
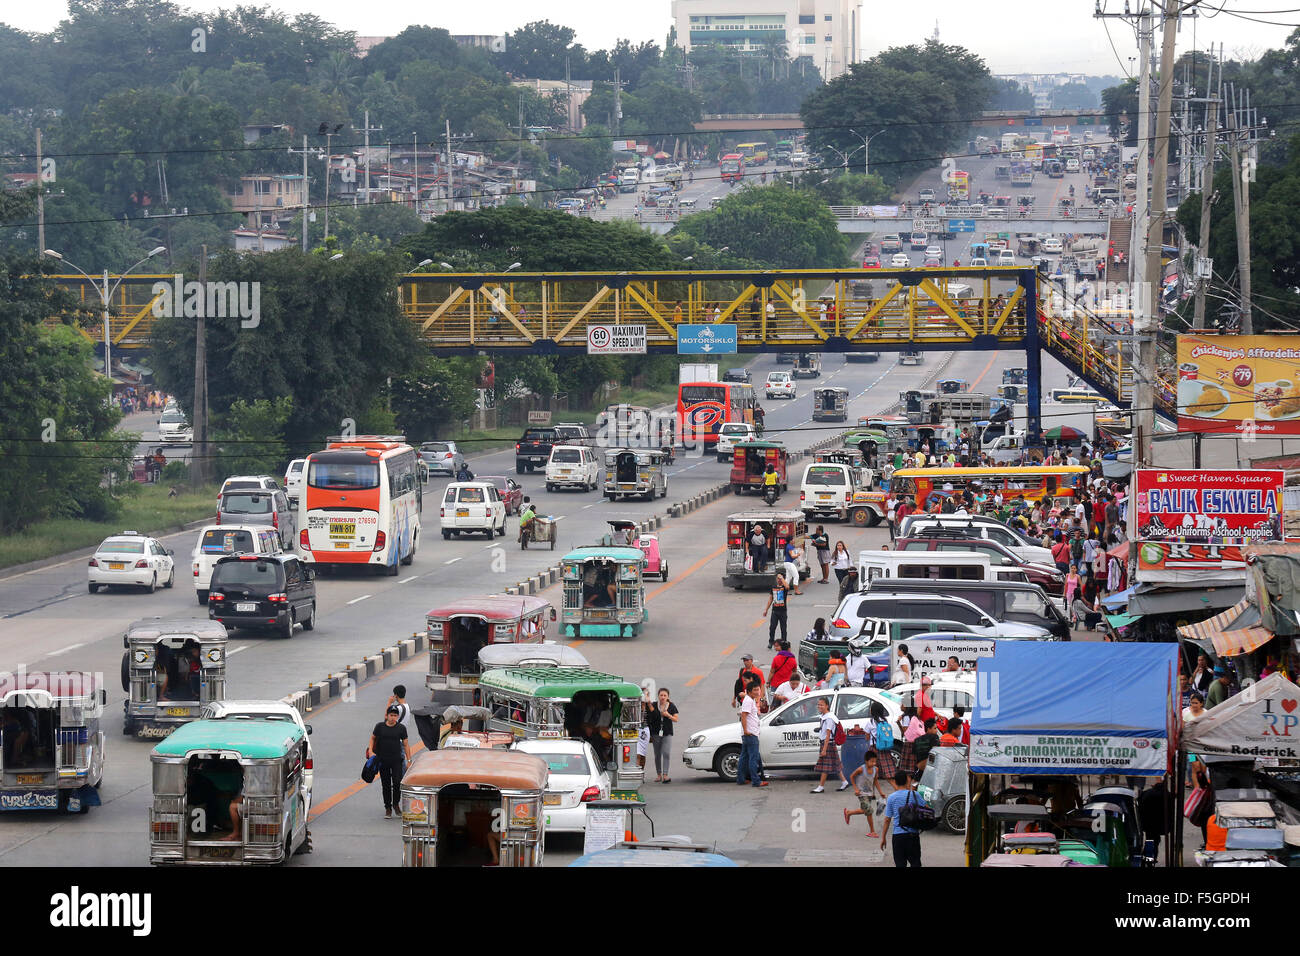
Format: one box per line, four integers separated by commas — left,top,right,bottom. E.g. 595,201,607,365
1101,78,1138,147
391,356,483,441
1050,84,1097,110
670,184,848,268
991,79,1034,111
499,21,588,80
549,124,614,180
401,206,682,272
213,397,294,475
148,249,421,451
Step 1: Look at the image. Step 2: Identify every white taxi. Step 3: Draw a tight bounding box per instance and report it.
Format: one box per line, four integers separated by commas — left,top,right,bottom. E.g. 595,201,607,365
715,421,758,462
201,699,315,800
513,738,610,834
682,686,902,782
88,531,175,593
545,444,600,491
440,481,507,539
765,371,796,400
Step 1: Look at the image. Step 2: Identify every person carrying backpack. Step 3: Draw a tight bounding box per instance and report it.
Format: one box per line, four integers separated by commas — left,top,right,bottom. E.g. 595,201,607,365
880,770,930,867
870,700,898,781
810,696,846,793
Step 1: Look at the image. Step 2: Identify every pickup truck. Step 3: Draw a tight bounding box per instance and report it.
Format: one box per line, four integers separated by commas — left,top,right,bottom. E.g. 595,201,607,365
515,426,587,474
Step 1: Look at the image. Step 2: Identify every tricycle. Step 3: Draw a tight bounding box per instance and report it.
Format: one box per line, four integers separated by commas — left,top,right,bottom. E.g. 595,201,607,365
607,520,669,581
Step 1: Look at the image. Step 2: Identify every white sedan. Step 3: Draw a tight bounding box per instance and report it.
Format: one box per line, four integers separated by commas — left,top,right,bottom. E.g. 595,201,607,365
88,531,175,593
765,373,796,400
513,738,610,833
682,686,902,782
890,253,911,268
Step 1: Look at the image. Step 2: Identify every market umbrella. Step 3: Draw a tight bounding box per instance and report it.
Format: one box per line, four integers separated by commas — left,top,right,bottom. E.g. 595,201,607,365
653,151,670,159
1043,425,1087,443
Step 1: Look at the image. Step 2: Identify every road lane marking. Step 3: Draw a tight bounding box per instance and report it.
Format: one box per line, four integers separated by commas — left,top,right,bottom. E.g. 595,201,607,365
721,643,737,657
228,645,251,655
398,575,417,584
309,742,427,821
969,352,998,388
582,503,596,509
45,642,86,658
444,557,462,565
570,640,586,648
644,544,726,602
346,594,372,605
686,675,704,687
751,616,766,629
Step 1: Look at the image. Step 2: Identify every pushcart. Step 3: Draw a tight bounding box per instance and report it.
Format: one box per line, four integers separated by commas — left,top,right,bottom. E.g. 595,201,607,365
531,515,557,550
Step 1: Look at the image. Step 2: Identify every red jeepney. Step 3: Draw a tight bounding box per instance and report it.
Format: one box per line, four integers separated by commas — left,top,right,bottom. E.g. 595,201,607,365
425,595,556,702
729,441,788,495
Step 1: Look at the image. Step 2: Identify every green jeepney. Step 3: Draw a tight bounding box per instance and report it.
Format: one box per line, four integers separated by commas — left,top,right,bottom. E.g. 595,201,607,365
479,667,645,791
149,718,311,865
559,546,648,638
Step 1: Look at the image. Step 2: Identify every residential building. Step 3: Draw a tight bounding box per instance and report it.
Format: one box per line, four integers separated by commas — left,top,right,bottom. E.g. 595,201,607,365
671,0,862,79
225,174,308,229
231,228,295,252
454,34,507,52
511,78,594,130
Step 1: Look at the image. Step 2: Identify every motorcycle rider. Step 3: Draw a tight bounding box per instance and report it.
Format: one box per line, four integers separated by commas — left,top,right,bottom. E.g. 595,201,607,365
763,462,780,503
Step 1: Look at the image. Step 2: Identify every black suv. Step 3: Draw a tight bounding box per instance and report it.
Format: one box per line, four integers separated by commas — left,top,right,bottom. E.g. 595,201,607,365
208,554,316,639
723,367,751,383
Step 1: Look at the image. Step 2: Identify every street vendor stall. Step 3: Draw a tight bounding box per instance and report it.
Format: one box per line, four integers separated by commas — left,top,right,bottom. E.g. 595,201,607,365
966,643,1180,867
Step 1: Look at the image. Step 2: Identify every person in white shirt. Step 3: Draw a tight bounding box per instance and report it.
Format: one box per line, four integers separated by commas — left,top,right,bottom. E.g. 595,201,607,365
845,648,869,686
773,673,811,704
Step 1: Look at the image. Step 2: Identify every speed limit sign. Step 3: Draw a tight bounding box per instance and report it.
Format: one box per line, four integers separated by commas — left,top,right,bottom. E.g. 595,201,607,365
587,324,646,355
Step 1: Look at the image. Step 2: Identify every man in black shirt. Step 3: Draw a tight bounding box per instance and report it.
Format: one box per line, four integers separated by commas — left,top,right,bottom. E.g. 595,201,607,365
368,706,413,819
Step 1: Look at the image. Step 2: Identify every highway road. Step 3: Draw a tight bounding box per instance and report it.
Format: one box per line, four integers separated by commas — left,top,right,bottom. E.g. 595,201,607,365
0,345,1076,866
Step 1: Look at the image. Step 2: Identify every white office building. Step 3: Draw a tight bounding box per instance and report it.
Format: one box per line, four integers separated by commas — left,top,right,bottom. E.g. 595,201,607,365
671,0,862,79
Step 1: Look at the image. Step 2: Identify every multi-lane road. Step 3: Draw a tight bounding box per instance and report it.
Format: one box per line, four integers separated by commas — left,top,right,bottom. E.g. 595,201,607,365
0,343,1078,866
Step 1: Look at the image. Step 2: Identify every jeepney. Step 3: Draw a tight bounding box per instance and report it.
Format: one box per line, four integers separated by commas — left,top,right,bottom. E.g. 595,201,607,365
121,618,229,739
479,643,590,671
723,511,811,589
478,667,645,791
0,671,106,813
603,447,668,501
559,546,648,638
425,594,555,701
729,440,789,495
812,386,849,422
399,749,549,867
148,719,311,865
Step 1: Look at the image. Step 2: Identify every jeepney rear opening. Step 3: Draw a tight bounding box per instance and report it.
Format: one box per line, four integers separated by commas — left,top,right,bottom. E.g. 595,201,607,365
184,756,246,838
445,617,491,678
1,705,55,771
615,451,638,484
436,783,501,866
564,690,620,766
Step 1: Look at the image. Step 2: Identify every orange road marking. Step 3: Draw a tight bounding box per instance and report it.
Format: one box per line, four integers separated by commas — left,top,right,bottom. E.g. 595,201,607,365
569,639,586,648
310,740,427,821
686,675,704,687
970,352,998,389
720,643,737,657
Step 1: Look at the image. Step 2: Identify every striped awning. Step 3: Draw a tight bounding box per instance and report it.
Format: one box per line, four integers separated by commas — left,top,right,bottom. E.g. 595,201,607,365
1177,598,1272,658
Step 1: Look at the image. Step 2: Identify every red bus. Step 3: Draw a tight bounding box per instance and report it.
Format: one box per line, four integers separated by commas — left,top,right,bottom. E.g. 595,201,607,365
720,153,744,184
298,436,422,573
677,381,757,445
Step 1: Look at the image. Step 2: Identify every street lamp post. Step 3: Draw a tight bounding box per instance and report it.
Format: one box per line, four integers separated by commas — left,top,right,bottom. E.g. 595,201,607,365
859,129,886,179
43,246,166,388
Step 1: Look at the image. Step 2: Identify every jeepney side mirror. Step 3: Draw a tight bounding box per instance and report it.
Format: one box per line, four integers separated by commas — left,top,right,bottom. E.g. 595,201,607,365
550,608,557,622
166,548,174,556
305,567,315,580
305,724,313,735
100,689,107,706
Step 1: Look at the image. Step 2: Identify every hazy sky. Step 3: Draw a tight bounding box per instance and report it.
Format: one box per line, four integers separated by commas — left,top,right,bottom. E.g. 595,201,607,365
4,1,1295,74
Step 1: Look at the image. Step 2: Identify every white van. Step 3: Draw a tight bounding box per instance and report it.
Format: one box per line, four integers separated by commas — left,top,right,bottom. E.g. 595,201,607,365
158,406,193,443
856,549,1029,585
619,170,639,193
545,444,600,491
440,481,506,539
192,525,283,605
1065,158,1080,173
283,459,306,506
800,462,860,521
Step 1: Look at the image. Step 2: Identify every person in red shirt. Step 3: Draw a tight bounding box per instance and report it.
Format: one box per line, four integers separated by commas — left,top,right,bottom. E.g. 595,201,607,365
768,641,796,694
1092,496,1107,537
732,654,765,706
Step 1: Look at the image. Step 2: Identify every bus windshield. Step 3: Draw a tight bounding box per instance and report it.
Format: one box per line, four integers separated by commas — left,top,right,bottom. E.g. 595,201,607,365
680,385,725,405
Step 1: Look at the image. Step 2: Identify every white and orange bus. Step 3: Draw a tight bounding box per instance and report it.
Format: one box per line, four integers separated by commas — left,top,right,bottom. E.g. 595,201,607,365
298,436,422,573
676,381,757,446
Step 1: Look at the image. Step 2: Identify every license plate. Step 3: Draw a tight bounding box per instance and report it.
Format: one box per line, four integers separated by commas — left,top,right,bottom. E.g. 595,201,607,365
235,602,257,612
109,562,125,570
543,794,562,806
165,707,190,717
456,509,469,517
15,774,43,786
458,675,479,685
329,521,356,537
818,493,832,499
335,541,350,549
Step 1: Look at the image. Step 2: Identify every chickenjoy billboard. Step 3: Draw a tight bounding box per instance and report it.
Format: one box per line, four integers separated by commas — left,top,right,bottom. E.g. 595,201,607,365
1176,334,1300,434
1134,469,1283,543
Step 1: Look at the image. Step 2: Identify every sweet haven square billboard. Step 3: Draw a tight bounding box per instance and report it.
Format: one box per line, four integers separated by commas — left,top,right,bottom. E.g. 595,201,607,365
1134,469,1283,543
1176,334,1300,434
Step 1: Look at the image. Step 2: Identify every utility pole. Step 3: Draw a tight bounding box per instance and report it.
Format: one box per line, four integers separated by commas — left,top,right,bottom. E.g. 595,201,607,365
290,135,309,251
1132,8,1153,286
1192,56,1219,329
1227,87,1254,334
358,109,383,204
191,244,209,489
412,131,419,215
613,67,622,137
445,120,454,214
35,127,45,255
1135,0,1182,468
